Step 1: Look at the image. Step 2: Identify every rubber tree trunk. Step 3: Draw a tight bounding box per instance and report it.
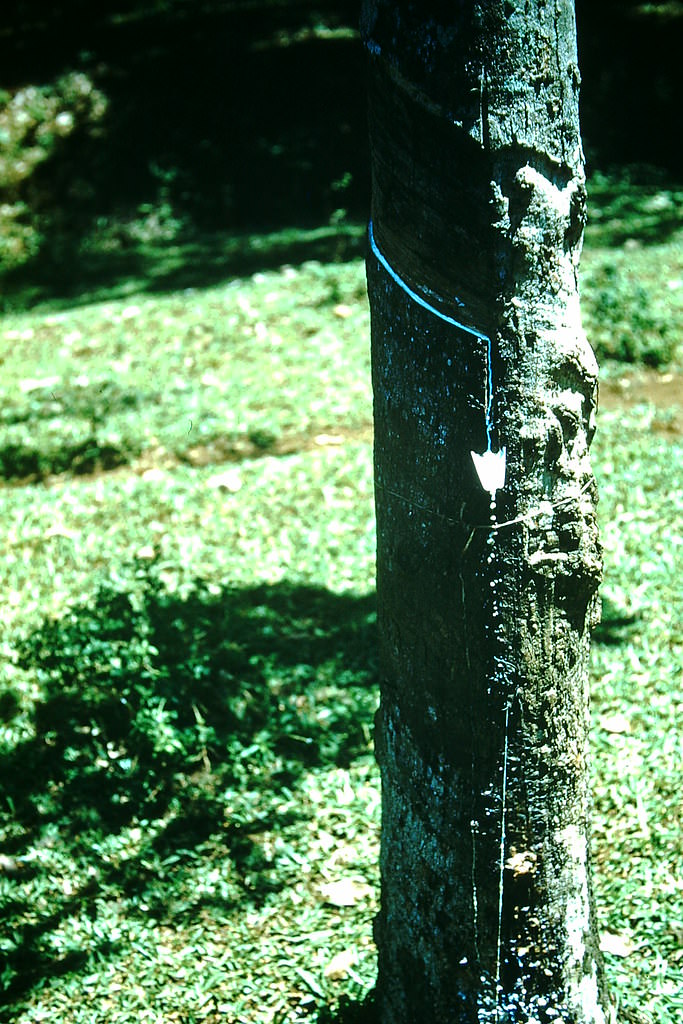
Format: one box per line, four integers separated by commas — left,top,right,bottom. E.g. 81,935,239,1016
362,3,610,1022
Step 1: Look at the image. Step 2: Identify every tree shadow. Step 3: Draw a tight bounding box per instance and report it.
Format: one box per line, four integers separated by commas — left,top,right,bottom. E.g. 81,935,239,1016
0,570,378,1006
593,594,641,646
0,224,368,314
0,563,650,1010
316,991,378,1023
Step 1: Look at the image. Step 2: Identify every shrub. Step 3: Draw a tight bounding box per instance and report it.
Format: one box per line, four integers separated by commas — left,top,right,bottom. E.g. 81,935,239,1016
0,72,107,271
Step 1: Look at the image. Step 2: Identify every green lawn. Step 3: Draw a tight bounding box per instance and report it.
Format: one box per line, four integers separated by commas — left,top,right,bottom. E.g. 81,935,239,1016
0,190,681,1022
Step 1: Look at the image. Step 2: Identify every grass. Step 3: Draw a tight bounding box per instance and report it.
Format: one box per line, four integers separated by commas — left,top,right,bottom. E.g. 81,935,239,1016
0,180,682,1023
581,170,683,367
590,410,683,1020
0,260,370,483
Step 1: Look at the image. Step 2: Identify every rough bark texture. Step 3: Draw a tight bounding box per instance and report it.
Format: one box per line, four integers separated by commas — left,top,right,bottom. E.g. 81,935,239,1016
362,2,609,1022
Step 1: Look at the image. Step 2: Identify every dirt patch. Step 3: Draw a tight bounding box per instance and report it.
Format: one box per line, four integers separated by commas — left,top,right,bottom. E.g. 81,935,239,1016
599,368,683,436
178,426,374,467
9,371,679,490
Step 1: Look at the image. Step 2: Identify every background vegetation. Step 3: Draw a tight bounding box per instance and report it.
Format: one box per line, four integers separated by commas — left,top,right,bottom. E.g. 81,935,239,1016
0,2,681,1023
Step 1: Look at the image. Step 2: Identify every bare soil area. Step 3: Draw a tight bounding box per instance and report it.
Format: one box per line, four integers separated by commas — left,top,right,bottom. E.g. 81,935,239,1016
599,368,683,435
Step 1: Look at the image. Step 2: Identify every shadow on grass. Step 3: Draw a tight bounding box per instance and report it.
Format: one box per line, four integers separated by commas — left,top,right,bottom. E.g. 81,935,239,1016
0,565,644,1011
593,595,641,646
0,224,368,315
0,570,377,1008
316,991,378,1024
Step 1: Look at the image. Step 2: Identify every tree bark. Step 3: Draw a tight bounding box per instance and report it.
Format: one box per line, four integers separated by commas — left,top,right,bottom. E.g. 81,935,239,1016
362,2,610,1022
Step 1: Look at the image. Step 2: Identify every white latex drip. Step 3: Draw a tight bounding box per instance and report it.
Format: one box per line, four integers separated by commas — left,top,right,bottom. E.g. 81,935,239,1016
495,702,511,1022
488,491,510,1024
